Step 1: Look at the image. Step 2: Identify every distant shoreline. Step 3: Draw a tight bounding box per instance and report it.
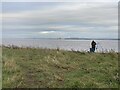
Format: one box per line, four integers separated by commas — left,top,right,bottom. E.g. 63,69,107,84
2,38,119,40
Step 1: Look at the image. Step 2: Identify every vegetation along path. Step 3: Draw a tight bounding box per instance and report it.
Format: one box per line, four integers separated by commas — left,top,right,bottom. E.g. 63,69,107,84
2,46,119,88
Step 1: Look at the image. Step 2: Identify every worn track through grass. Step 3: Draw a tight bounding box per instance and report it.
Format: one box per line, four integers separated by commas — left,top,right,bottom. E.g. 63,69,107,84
2,46,119,88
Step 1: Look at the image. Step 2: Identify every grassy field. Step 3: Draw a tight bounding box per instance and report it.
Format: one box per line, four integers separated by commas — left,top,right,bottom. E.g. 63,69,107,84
2,46,119,88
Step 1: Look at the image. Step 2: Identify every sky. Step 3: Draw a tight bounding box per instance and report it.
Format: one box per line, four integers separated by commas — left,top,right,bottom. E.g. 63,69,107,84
1,1,118,39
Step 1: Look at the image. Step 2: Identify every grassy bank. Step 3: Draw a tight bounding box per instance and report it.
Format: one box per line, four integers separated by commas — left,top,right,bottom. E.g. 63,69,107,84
2,46,119,88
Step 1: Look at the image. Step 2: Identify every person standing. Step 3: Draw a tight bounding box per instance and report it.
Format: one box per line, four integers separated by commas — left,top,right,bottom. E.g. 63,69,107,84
90,40,96,52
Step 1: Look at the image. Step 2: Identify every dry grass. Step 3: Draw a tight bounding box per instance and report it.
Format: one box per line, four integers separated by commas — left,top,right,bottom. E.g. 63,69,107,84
2,46,119,88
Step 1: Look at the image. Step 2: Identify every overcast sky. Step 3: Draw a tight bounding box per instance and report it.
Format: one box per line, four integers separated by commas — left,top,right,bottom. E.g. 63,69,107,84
2,1,118,39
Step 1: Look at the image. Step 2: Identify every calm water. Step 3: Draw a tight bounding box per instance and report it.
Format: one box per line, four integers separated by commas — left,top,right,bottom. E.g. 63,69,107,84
2,38,119,52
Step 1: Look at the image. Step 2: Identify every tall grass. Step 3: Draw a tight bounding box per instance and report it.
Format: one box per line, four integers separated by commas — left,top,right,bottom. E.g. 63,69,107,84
2,45,119,88
0,46,2,89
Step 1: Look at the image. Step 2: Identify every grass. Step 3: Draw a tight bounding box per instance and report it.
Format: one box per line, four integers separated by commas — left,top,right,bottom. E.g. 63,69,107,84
2,46,119,88
0,47,2,89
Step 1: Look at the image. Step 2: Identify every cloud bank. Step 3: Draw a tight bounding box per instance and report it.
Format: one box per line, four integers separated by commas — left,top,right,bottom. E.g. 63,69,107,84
2,2,118,39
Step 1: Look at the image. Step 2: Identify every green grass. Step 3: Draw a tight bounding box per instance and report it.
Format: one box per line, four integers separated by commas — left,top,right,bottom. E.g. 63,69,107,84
0,47,2,89
2,46,119,88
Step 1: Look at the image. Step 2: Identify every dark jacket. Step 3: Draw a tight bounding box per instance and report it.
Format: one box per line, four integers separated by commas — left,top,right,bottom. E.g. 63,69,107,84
91,41,96,48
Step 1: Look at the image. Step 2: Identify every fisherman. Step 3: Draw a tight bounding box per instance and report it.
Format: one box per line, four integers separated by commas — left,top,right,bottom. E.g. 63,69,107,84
90,40,96,52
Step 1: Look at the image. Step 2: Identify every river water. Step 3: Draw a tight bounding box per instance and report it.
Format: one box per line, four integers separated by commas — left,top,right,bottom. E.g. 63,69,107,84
2,38,119,52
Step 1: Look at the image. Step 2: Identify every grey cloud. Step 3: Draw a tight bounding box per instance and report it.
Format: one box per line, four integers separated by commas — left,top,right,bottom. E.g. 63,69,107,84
2,2,118,38
3,2,117,26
